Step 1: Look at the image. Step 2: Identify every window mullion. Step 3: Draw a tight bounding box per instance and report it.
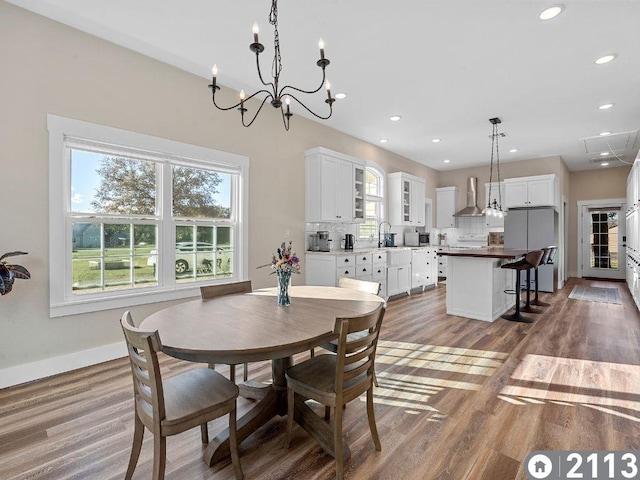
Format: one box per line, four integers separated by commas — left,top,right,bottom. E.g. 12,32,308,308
159,162,174,286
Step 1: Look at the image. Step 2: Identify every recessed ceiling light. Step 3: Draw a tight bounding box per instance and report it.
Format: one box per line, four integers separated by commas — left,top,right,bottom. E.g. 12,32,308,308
432,138,441,143
509,148,518,153
443,159,450,163
599,131,612,136
379,138,388,144
538,5,563,20
595,54,617,65
598,103,614,110
600,152,609,156
601,162,610,167
335,92,347,99
389,115,401,122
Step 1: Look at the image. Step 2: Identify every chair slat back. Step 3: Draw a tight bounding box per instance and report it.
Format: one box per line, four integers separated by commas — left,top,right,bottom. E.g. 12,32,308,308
546,246,558,265
200,280,252,299
539,247,552,266
524,249,544,268
338,277,381,295
120,311,165,430
334,304,385,392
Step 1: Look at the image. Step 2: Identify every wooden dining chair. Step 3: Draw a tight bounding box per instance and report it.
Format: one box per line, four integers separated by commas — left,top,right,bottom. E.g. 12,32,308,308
337,276,381,295
313,277,382,387
284,304,386,480
120,312,244,480
200,280,252,382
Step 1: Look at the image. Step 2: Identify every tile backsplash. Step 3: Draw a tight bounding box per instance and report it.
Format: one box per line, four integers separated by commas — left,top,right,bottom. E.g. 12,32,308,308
305,216,504,251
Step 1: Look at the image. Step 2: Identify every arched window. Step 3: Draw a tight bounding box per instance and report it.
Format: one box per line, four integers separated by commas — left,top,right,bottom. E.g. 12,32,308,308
358,166,384,239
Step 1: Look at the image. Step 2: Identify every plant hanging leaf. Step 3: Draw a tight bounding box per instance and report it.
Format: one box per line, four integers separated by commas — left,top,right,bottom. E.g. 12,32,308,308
0,251,28,262
7,264,30,280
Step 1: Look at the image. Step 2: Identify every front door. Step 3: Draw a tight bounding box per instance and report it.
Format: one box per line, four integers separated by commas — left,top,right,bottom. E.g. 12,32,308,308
581,203,626,279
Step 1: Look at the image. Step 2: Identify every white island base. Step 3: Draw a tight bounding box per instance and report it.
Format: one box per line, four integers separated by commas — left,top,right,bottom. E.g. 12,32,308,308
445,255,516,322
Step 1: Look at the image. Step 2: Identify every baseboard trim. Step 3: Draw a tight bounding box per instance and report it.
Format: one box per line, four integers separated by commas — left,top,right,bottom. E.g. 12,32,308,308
0,341,127,389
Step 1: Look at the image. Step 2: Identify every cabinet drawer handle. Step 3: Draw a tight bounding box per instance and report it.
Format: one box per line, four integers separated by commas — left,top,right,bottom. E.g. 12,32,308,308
362,268,367,272
345,270,350,274
344,259,349,263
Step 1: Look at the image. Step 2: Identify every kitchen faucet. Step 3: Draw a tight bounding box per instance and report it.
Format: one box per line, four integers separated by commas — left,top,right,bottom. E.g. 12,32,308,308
378,221,392,248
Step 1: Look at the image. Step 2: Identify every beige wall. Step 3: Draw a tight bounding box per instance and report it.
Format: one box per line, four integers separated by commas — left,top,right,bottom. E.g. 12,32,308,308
1,2,628,377
0,2,439,371
569,166,631,276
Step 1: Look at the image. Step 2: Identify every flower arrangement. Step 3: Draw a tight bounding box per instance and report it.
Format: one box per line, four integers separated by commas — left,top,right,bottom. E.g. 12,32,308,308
0,251,31,296
260,241,301,275
258,241,300,306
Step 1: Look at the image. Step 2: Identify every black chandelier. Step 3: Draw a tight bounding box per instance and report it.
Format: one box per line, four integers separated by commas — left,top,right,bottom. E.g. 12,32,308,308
483,117,508,218
208,0,335,131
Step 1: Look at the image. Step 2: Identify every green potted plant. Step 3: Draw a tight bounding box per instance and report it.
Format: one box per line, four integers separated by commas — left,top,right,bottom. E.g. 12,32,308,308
0,251,31,295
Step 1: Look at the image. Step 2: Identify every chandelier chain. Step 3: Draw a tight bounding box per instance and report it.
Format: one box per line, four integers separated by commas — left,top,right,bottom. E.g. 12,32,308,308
269,0,283,82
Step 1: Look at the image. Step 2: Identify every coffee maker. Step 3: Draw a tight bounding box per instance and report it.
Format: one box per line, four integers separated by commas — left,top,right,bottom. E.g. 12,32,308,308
344,234,354,250
317,231,331,252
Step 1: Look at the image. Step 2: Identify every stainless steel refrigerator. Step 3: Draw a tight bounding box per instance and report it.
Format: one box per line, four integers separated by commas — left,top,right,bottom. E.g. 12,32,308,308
504,207,558,292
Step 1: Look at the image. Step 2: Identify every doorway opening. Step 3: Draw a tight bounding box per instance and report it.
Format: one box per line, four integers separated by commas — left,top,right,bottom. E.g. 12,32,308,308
578,199,626,280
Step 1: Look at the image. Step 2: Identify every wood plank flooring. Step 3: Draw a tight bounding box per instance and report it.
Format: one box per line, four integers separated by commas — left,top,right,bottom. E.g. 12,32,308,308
1,277,640,479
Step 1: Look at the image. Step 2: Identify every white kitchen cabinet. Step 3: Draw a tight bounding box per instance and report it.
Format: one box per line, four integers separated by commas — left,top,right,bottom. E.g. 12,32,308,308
436,186,458,228
372,254,387,298
437,248,447,278
626,156,640,312
504,174,558,209
388,172,426,226
305,254,336,286
387,249,411,296
484,182,505,228
305,147,366,223
411,248,437,291
305,250,387,297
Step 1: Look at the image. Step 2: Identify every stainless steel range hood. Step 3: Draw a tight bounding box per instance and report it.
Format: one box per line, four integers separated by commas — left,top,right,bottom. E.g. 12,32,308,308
453,177,484,217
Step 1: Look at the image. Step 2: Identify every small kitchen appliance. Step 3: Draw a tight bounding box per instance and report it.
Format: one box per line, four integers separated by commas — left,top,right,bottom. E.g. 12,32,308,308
419,233,430,245
384,232,397,247
344,234,354,250
404,232,419,247
308,233,319,251
317,230,331,252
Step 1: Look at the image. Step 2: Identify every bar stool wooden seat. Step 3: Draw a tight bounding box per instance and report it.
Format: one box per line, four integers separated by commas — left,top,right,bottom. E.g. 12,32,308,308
501,250,544,323
531,246,556,307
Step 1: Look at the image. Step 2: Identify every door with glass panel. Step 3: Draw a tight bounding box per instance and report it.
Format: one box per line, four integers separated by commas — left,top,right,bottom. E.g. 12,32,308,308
581,204,626,279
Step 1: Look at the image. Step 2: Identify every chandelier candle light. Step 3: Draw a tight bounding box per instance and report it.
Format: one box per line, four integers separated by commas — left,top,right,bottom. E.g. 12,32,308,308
208,0,335,130
483,117,508,219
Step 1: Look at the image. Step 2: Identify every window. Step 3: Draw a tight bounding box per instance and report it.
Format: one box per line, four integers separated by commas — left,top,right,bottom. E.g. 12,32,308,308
48,115,249,317
358,166,384,239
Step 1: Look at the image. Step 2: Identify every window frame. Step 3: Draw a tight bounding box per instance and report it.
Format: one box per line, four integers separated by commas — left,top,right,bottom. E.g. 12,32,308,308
48,114,249,317
358,163,385,240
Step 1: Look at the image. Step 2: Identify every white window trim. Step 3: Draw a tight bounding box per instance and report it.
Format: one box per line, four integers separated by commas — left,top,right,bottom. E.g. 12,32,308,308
48,114,249,317
359,162,385,239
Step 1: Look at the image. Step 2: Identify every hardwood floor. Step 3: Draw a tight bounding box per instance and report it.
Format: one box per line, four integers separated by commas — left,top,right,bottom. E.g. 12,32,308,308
1,277,639,479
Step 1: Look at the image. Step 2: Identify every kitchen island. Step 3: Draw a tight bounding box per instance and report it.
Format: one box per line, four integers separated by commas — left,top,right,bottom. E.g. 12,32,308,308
438,248,531,322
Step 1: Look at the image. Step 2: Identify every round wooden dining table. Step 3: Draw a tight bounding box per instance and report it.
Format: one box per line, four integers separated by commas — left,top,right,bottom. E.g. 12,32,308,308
140,285,384,467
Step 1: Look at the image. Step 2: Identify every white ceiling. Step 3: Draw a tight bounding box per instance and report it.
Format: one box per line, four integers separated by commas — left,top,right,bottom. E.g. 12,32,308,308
8,0,640,172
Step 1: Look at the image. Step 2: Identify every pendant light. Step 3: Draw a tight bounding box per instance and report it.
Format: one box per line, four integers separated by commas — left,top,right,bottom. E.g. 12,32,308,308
483,117,508,218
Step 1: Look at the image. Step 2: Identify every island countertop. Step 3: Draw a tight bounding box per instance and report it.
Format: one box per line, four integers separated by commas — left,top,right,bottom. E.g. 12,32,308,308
438,247,532,259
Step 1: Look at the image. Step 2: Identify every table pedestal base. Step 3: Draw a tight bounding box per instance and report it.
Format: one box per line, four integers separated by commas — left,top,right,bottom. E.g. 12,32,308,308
203,355,351,466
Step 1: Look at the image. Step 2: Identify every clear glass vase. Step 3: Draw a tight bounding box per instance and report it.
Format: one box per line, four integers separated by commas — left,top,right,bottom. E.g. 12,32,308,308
276,270,291,306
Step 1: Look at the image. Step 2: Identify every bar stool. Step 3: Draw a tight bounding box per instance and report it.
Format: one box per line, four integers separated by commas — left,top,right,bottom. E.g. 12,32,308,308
531,246,556,307
501,250,544,323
